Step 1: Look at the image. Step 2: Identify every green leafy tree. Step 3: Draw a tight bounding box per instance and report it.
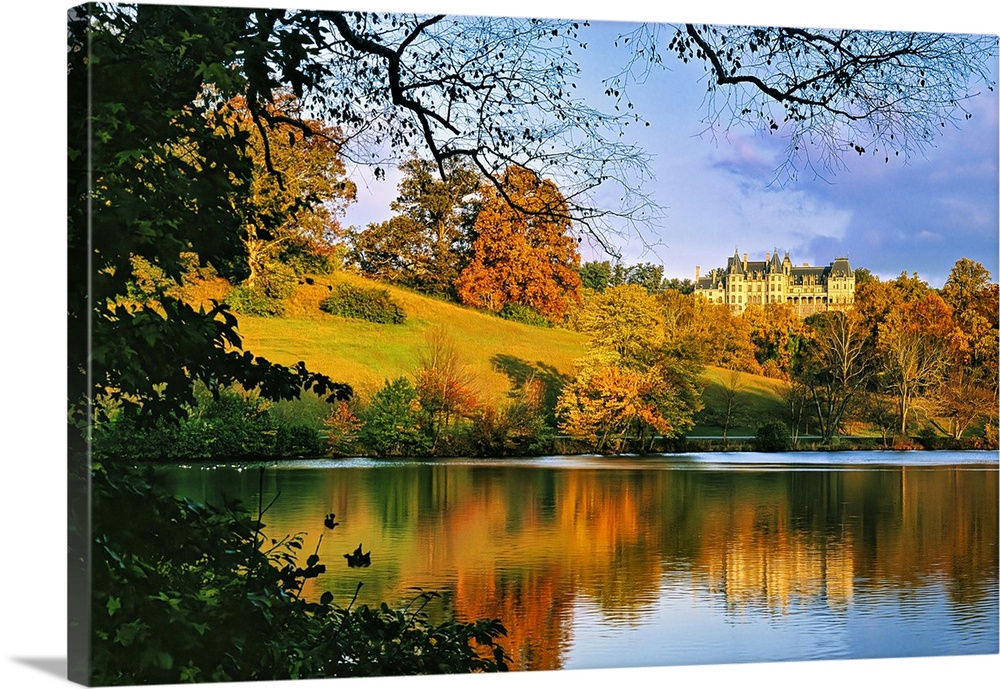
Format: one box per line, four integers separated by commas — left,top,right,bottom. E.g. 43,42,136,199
609,262,666,292
579,260,613,293
359,378,433,457
349,157,481,298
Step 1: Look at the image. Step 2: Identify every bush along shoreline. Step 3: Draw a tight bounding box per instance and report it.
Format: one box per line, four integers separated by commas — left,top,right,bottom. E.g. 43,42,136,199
93,384,996,465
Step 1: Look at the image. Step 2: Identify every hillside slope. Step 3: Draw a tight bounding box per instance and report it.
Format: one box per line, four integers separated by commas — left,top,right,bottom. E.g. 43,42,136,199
219,273,788,433
232,273,589,403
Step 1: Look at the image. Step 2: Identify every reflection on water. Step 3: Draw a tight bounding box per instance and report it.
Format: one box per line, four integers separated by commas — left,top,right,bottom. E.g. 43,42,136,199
161,452,999,670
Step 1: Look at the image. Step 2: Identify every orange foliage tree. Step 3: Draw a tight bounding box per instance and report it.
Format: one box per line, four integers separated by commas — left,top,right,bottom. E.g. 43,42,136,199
557,285,703,452
455,167,582,322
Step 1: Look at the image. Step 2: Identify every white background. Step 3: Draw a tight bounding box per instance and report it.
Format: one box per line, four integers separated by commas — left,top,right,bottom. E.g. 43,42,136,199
2,1,997,688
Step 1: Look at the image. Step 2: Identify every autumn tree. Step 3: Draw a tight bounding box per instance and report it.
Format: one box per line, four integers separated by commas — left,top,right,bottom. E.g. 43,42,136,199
941,258,999,379
557,285,702,451
349,157,481,298
456,167,583,322
792,310,872,444
930,259,999,439
667,292,758,373
579,284,663,361
414,327,480,452
876,293,958,437
229,94,357,292
742,303,810,378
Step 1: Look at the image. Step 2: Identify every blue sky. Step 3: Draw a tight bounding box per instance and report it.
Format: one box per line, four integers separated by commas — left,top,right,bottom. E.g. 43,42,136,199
336,2,999,288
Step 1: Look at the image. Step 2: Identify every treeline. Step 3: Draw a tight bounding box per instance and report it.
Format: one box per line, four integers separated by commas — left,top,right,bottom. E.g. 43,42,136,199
106,117,997,455
96,255,999,460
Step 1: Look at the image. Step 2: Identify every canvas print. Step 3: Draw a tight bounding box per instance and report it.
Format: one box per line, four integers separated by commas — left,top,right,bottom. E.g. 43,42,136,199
67,1,999,686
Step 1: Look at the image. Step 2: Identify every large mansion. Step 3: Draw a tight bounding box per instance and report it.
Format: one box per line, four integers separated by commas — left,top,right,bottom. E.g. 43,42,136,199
694,250,855,317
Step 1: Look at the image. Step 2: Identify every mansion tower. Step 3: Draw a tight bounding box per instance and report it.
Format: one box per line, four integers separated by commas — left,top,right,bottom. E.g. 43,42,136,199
694,250,855,317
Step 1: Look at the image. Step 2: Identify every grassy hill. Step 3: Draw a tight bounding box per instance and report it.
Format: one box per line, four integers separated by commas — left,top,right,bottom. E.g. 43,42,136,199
230,273,589,404
202,272,789,434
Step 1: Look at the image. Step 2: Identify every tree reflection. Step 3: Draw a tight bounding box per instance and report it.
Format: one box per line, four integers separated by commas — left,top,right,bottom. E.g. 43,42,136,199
163,461,998,670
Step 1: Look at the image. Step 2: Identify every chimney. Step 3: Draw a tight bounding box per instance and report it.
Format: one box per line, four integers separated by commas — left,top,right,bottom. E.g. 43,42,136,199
765,252,770,263
695,265,701,281
743,253,748,270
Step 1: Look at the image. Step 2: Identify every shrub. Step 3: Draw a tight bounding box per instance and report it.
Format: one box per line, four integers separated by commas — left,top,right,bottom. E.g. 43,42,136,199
92,386,323,461
320,283,406,324
498,302,551,327
755,421,791,452
225,284,287,317
272,424,326,458
358,378,432,457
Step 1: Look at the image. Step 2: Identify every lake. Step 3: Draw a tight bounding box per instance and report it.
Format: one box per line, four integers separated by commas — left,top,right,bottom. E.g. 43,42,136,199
159,451,999,671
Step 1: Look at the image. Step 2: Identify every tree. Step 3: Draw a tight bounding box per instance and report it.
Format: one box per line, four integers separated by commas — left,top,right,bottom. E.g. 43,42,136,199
557,351,700,453
925,367,997,441
358,378,433,457
779,380,812,445
662,277,695,295
579,284,663,362
558,284,703,451
941,259,999,377
349,157,481,297
666,25,997,179
228,94,357,290
935,259,999,439
413,328,480,452
667,292,759,373
876,293,957,436
742,303,809,378
708,367,747,450
609,262,666,292
579,261,613,293
857,390,899,447
455,166,583,321
68,5,353,433
793,310,872,444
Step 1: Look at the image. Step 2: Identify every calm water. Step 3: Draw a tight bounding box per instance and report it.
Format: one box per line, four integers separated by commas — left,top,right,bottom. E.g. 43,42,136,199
160,451,999,671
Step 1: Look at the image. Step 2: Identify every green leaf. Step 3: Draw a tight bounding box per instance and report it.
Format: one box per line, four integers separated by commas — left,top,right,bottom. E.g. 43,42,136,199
106,596,121,617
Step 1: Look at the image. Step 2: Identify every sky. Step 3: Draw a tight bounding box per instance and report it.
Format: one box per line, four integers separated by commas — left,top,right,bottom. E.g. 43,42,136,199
333,3,1000,288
